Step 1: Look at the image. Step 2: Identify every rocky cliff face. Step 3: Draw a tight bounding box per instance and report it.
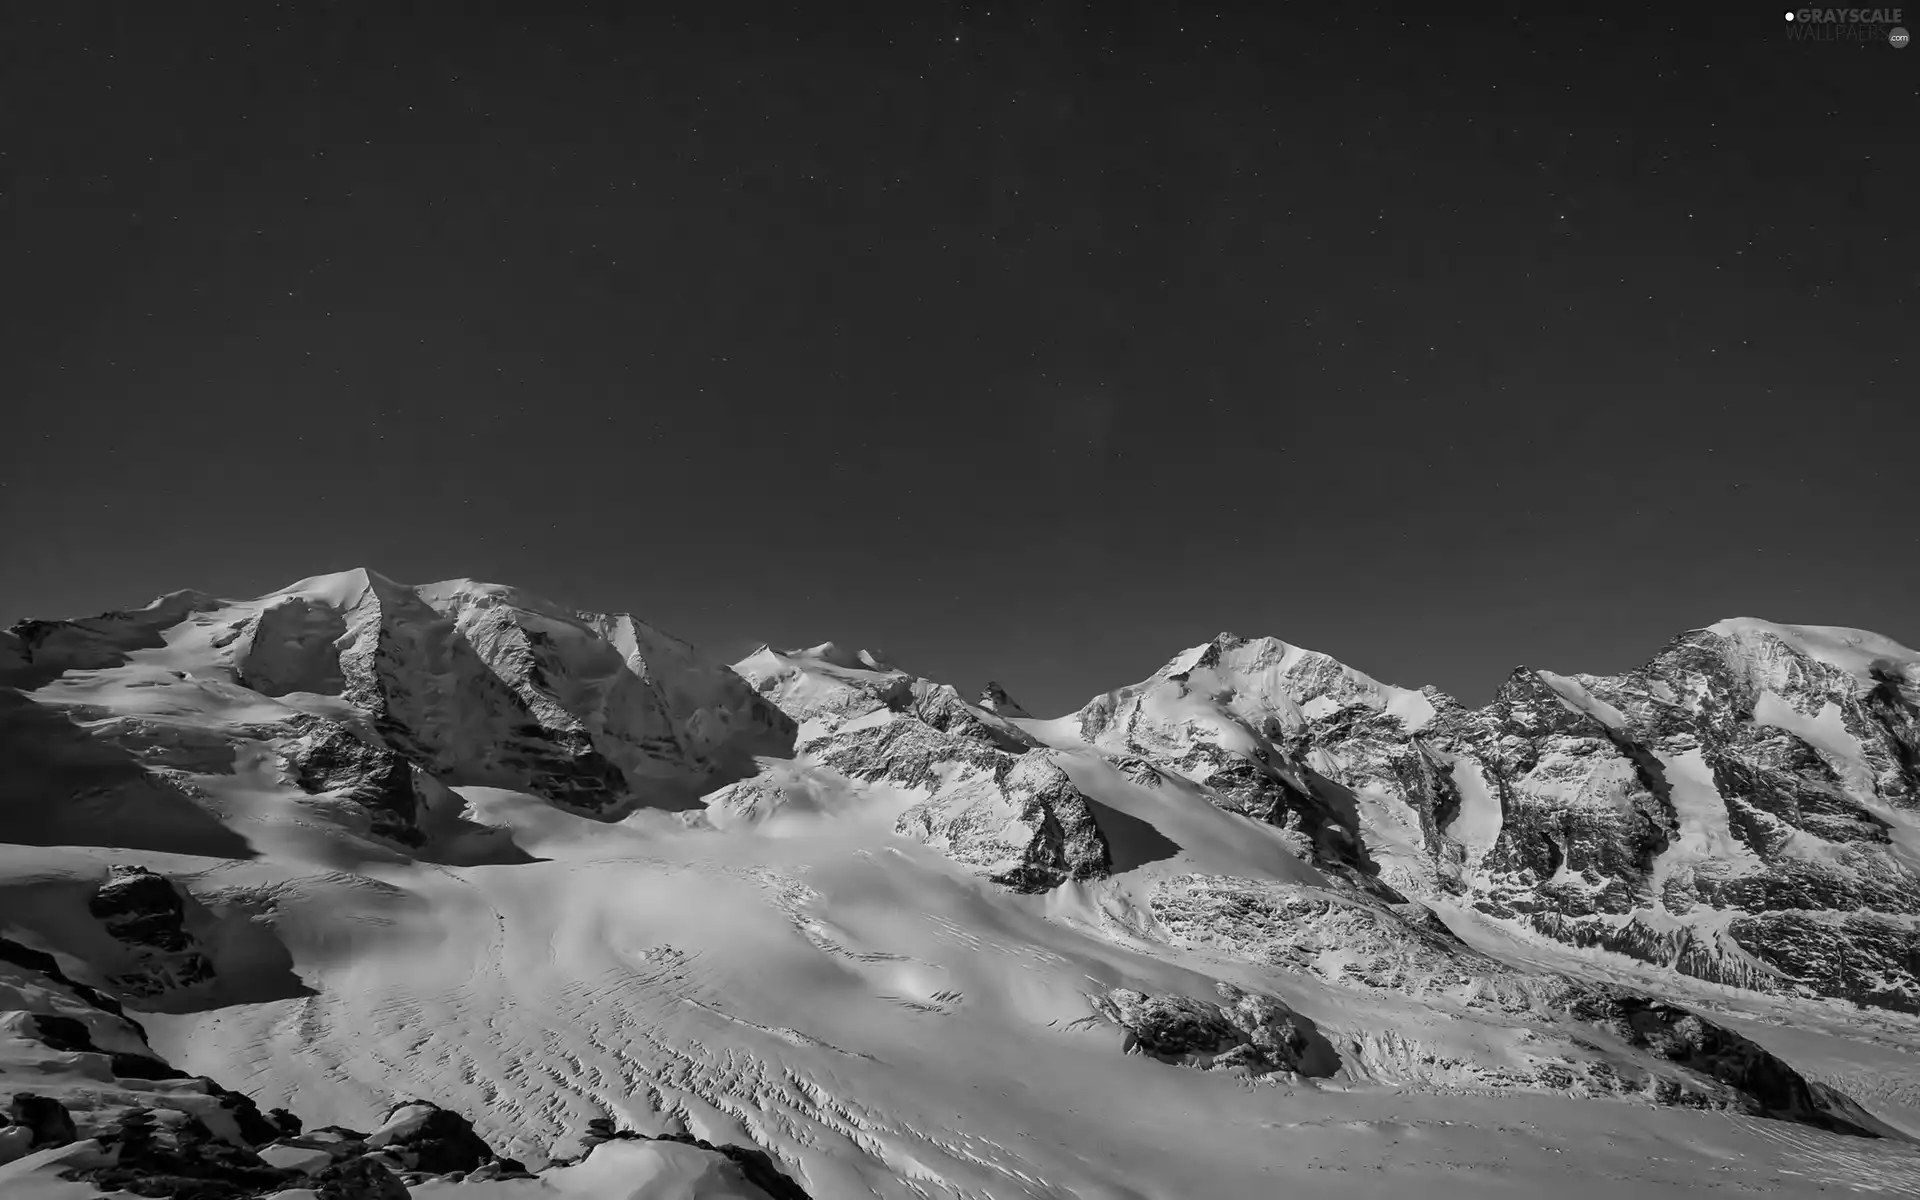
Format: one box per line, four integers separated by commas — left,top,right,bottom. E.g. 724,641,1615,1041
1089,621,1920,1014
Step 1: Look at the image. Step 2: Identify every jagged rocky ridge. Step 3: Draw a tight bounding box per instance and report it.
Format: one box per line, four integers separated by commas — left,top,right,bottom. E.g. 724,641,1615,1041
1077,622,1920,1013
718,644,1112,891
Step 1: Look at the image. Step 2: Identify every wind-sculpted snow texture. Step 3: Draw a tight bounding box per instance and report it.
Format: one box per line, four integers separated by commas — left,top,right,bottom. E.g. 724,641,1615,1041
9,575,1920,1198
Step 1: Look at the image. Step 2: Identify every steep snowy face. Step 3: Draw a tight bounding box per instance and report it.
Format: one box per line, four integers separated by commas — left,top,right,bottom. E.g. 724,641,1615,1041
376,578,796,809
1076,633,1437,754
0,569,795,842
1068,633,1442,883
731,643,915,744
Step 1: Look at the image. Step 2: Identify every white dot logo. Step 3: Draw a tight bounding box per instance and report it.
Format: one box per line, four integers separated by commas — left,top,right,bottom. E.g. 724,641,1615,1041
1785,10,1795,18
1892,26,1911,47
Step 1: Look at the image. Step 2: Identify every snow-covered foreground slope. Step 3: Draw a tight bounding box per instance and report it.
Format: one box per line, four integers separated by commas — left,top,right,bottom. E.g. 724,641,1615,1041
7,575,1920,1197
32,788,1920,1197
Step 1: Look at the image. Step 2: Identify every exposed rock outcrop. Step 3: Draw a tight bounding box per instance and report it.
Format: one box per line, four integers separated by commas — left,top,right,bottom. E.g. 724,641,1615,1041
647,1132,813,1199
728,645,1111,891
307,1154,411,1199
569,1118,813,1198
88,864,218,1000
362,1099,500,1175
7,1093,77,1150
71,1105,296,1197
888,748,1108,891
1,918,522,1193
273,714,435,846
1088,982,1323,1077
1566,991,1896,1136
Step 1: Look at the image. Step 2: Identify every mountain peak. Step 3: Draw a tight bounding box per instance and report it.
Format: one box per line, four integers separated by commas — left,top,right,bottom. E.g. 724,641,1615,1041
263,566,400,607
979,681,1032,718
1705,616,1920,681
784,641,894,673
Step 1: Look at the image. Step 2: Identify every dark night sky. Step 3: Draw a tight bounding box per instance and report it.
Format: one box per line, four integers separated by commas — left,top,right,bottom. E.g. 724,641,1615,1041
2,4,1914,715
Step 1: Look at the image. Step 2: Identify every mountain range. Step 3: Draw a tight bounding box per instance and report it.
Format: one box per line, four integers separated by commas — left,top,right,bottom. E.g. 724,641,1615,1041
4,568,1920,1198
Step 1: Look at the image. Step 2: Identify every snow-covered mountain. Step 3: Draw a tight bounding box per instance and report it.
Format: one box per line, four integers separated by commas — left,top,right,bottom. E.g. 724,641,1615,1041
1099,623,1920,1013
6,572,1920,1198
1,570,793,851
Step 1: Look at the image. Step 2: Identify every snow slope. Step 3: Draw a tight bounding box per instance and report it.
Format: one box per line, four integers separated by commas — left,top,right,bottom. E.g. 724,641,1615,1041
127,777,1920,1197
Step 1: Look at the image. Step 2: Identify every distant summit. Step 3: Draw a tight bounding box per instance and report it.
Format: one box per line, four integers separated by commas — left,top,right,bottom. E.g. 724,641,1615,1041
978,681,1031,718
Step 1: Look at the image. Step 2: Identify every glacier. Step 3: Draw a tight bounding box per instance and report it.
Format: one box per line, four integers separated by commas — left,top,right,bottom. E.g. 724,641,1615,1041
4,572,1920,1197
